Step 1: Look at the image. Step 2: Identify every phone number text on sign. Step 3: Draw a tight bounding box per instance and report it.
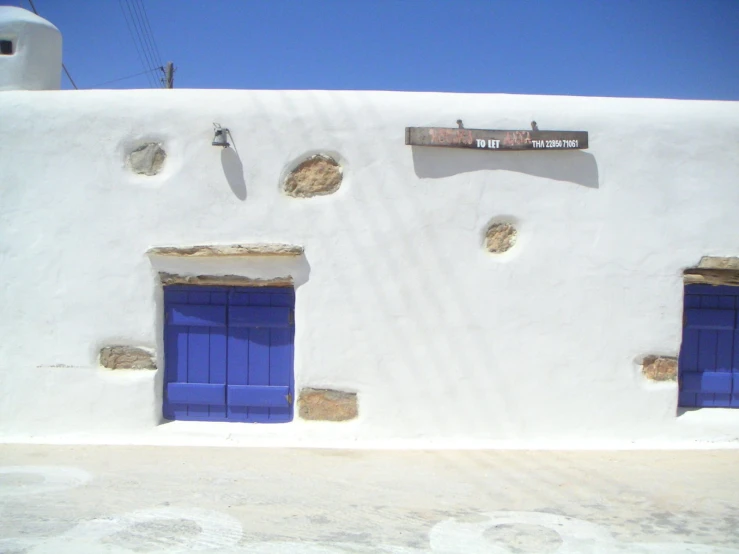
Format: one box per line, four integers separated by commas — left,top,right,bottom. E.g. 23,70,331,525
532,139,579,149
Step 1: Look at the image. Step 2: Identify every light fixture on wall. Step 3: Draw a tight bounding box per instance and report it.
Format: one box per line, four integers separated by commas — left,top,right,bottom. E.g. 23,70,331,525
212,123,230,148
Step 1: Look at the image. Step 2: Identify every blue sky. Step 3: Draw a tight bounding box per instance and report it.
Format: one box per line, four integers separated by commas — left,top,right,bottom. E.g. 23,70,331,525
7,0,739,99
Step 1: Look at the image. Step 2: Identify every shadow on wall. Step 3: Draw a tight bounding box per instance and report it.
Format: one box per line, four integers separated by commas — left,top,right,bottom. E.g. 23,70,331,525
221,147,247,200
411,146,600,188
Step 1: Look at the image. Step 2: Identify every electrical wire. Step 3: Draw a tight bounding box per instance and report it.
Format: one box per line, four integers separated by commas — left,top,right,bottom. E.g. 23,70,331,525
62,64,78,89
118,0,159,87
88,67,162,88
26,0,78,89
27,0,165,90
27,0,164,89
122,0,158,86
126,0,161,85
132,0,163,73
138,0,164,71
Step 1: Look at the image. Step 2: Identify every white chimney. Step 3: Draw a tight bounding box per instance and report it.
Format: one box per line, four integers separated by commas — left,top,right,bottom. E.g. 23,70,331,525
0,6,62,91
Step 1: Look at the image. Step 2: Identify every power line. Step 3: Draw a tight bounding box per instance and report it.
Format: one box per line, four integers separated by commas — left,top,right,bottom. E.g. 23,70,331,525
130,0,172,89
118,0,158,87
132,0,163,71
127,0,161,83
26,0,78,90
27,0,168,90
123,0,159,86
138,0,164,71
62,64,78,89
88,67,162,88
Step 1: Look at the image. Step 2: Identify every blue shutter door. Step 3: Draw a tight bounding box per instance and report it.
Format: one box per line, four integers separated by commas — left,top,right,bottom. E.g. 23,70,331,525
226,289,250,422
164,286,295,423
163,288,229,421
267,291,295,422
227,289,294,423
678,285,739,408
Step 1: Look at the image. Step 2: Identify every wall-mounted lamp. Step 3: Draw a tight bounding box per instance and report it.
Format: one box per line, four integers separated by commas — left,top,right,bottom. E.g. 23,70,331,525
212,123,230,148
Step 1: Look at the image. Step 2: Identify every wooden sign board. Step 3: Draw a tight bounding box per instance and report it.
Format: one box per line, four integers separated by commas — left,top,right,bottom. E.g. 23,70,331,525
405,127,588,151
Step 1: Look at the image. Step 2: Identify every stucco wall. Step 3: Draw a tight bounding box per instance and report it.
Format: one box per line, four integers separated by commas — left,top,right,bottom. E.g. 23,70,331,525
0,7,62,91
1,89,738,447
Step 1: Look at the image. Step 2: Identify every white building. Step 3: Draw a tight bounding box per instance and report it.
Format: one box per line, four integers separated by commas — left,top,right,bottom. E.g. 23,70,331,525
0,6,61,91
1,7,738,448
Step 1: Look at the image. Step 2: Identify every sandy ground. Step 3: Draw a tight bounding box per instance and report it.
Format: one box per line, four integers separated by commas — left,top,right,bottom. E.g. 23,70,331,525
0,446,738,553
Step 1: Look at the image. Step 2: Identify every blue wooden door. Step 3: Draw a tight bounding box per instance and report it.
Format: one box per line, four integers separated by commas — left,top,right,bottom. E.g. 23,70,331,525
163,286,295,422
678,284,739,408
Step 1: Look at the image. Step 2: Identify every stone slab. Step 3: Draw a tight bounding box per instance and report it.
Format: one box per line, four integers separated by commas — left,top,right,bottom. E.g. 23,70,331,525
99,346,156,370
147,244,304,257
641,355,678,381
159,273,293,287
299,388,358,421
684,256,739,286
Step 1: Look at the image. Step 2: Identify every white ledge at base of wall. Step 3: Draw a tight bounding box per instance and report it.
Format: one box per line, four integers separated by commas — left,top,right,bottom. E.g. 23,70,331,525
146,244,304,258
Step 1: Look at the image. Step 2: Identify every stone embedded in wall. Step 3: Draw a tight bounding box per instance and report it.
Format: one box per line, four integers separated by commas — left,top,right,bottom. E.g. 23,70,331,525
148,243,304,258
484,222,517,253
697,256,739,270
127,143,166,176
159,273,293,287
684,256,739,286
641,355,677,382
100,346,156,370
299,388,358,421
284,155,342,198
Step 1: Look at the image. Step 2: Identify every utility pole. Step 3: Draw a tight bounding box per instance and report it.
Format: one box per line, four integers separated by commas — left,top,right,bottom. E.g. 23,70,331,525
164,62,174,89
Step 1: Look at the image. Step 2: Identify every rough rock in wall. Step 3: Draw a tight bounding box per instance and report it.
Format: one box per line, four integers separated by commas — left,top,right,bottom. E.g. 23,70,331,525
485,222,517,253
684,256,739,286
100,346,156,370
158,273,293,287
283,155,342,197
641,356,677,381
299,388,357,421
697,256,739,270
127,143,166,176
148,244,304,257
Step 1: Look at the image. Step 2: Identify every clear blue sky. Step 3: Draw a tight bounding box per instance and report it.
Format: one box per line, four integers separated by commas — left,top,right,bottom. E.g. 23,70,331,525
7,0,739,99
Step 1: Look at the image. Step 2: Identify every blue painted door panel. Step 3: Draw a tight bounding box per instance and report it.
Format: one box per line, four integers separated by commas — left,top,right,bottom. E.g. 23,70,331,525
229,306,292,327
228,385,291,408
167,304,227,327
226,327,249,422
678,285,738,408
681,372,733,394
685,309,735,330
167,383,226,405
163,286,295,423
245,326,271,422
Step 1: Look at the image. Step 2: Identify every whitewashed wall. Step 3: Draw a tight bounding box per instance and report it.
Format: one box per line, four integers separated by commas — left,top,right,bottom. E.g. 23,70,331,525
1,89,738,447
0,7,61,91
